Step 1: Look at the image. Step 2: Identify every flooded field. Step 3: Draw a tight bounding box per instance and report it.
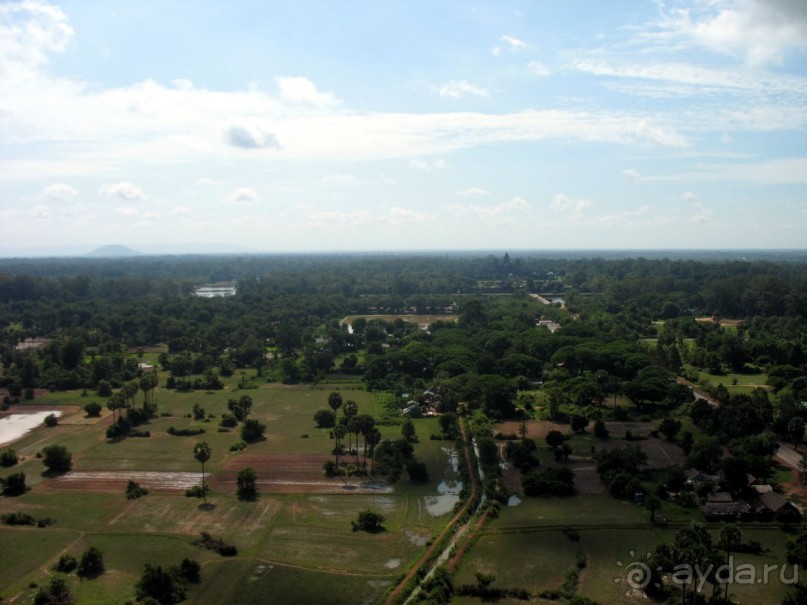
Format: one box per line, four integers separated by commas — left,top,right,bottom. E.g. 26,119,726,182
0,410,62,446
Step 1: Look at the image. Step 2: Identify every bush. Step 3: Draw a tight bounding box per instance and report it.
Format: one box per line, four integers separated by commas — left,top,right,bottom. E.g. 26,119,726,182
2,471,27,496
406,459,429,482
0,448,18,467
42,445,72,473
522,467,575,497
43,413,58,427
53,554,78,573
323,460,339,476
219,413,238,428
185,486,206,498
229,441,247,452
313,409,336,428
126,480,149,499
2,511,34,525
351,509,385,532
84,402,102,417
195,532,237,556
34,577,73,605
176,558,201,584
167,426,205,436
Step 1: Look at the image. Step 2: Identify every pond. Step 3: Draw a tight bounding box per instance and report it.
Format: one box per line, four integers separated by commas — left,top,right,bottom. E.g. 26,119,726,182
424,446,463,516
0,410,63,446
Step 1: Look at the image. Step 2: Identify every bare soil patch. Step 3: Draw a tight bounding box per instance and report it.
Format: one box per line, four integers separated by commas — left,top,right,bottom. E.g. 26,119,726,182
216,452,394,494
595,431,685,470
495,420,569,441
44,470,200,492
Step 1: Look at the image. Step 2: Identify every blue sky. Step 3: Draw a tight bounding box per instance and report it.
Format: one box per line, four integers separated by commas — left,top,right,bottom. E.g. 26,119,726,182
1,0,806,254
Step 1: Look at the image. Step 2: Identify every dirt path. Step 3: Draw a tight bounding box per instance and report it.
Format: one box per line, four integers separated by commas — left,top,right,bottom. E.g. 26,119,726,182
384,417,480,605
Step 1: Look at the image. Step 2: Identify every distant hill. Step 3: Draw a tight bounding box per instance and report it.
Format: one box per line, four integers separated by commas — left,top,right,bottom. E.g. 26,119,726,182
86,245,142,257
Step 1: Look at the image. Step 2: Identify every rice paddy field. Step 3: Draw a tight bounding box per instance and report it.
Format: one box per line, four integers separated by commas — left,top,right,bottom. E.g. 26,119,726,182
0,373,454,604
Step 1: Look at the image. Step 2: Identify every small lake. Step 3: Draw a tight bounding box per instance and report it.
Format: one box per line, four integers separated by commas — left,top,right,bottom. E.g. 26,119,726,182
0,410,63,446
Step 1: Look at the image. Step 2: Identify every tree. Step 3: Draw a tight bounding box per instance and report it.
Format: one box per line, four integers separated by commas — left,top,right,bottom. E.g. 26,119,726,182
570,414,588,433
33,576,73,605
1,471,26,496
135,563,186,605
646,495,662,523
351,509,385,532
192,442,211,505
42,444,72,473
401,418,417,443
84,402,102,417
0,448,18,467
314,409,336,428
593,420,609,439
789,417,805,451
237,467,258,500
545,430,565,449
658,418,682,441
240,418,266,443
718,525,742,602
327,391,343,420
343,400,358,452
77,546,105,577
671,522,716,605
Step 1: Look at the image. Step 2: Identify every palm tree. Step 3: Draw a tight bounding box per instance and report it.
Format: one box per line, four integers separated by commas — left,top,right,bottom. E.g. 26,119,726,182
328,392,343,420
718,525,742,602
193,442,212,505
333,425,346,468
365,427,381,474
358,415,376,469
343,400,358,453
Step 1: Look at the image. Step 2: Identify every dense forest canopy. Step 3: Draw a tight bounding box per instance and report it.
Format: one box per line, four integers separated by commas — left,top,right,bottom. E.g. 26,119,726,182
1,252,805,405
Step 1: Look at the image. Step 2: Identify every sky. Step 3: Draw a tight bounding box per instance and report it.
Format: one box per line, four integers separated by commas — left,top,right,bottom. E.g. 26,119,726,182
1,0,806,255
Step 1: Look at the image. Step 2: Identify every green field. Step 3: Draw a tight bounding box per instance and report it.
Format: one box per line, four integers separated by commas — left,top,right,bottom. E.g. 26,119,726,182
454,496,804,605
0,374,455,604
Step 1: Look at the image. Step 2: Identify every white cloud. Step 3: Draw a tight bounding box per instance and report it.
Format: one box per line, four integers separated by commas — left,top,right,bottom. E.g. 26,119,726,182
550,194,592,223
437,80,490,99
114,206,139,217
98,182,145,201
0,0,73,71
646,158,807,185
171,206,191,216
682,191,698,203
40,183,78,201
649,0,807,67
224,187,260,205
323,173,360,186
276,76,338,106
622,169,641,181
528,60,551,76
449,196,531,224
386,206,429,225
409,158,447,171
30,204,52,219
500,35,530,52
458,187,489,197
198,178,221,186
224,123,280,149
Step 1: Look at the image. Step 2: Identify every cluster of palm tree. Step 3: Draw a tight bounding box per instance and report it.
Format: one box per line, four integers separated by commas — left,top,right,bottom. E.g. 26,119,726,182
106,373,159,426
327,392,382,473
